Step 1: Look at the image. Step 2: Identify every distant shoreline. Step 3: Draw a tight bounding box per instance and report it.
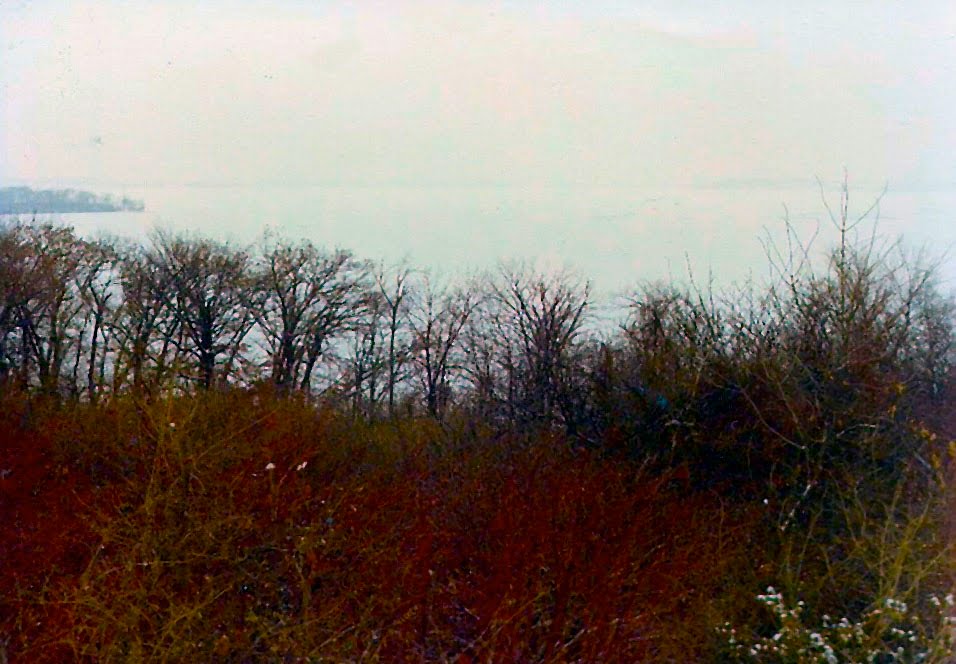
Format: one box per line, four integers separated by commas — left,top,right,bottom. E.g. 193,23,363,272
0,186,145,215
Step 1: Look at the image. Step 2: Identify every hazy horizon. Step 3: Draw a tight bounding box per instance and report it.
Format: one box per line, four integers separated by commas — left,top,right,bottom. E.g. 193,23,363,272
2,1,954,291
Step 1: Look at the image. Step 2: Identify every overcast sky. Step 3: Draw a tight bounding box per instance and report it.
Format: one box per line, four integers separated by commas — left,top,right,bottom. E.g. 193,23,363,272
3,0,954,190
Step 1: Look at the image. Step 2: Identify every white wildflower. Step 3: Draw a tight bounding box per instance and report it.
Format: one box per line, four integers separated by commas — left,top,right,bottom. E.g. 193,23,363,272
823,644,837,664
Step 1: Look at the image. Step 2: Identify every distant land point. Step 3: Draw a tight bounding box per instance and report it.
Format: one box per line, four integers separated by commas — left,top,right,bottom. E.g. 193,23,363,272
0,186,145,215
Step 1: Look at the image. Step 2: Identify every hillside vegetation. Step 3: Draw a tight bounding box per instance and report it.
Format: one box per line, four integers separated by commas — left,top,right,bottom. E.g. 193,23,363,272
2,191,955,661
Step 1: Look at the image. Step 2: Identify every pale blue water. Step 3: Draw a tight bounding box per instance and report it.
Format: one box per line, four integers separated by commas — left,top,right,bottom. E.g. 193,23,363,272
17,183,956,298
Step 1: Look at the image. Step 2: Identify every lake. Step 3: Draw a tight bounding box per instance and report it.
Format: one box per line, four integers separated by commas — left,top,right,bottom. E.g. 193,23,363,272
13,182,956,298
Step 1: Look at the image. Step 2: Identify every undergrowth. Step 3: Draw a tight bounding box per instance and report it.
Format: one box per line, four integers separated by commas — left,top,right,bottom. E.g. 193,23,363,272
2,190,955,661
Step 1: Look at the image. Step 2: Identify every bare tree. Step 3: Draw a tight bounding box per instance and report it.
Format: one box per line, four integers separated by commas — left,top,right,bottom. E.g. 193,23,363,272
0,220,34,385
460,288,521,426
71,238,119,401
152,232,256,390
254,238,368,394
4,224,87,395
375,262,413,418
346,290,384,418
491,263,591,427
408,273,479,419
112,240,183,394
337,261,415,420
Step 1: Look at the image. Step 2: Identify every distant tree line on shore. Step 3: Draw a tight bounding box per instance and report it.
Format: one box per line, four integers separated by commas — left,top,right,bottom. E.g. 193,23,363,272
0,186,144,215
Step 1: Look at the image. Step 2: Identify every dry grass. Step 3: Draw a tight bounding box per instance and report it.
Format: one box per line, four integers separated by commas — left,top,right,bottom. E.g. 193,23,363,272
1,390,769,662
2,212,955,661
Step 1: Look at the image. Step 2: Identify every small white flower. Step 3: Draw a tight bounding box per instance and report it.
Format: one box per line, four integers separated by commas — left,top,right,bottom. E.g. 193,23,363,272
265,462,276,471
169,422,176,429
823,645,837,664
296,461,308,471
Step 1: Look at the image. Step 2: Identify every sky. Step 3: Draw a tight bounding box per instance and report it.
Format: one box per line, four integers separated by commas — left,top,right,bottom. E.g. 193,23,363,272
2,1,955,290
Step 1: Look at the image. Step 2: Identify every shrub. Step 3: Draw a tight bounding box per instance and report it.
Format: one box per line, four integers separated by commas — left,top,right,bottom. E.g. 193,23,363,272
719,588,955,663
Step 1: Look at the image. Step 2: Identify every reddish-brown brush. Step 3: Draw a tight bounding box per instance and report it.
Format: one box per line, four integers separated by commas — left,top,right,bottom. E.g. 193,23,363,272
0,391,766,662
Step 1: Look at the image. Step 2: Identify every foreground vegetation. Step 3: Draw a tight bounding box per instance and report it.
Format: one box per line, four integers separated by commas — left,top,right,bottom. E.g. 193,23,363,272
2,187,955,661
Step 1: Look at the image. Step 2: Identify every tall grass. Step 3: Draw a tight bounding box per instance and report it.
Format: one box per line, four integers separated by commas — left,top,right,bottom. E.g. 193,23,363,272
2,390,766,661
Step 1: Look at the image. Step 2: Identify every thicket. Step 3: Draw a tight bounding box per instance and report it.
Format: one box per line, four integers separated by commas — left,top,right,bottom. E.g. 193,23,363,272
1,187,954,661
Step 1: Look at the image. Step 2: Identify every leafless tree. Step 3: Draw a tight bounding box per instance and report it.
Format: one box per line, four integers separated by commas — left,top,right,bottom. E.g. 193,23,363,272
3,224,87,394
460,264,591,428
408,272,479,419
151,232,256,389
493,264,591,426
111,239,183,394
375,262,413,418
336,261,416,419
254,238,368,394
0,220,32,385
346,290,384,418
